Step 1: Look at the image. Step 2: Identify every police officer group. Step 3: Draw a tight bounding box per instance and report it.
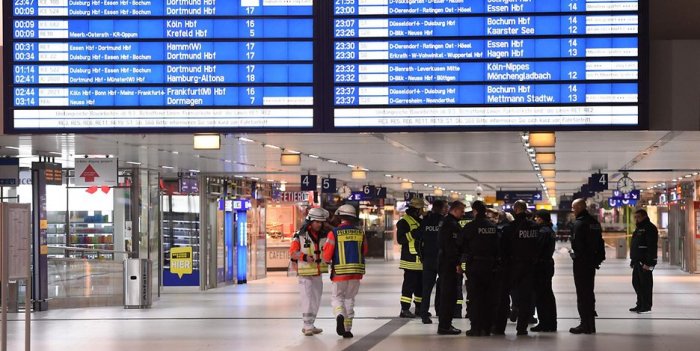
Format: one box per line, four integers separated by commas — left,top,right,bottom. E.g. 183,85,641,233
398,197,610,337
291,196,658,339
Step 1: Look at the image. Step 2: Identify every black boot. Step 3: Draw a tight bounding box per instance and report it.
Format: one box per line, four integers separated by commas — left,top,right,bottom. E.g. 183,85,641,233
569,318,594,335
465,329,483,337
400,310,416,318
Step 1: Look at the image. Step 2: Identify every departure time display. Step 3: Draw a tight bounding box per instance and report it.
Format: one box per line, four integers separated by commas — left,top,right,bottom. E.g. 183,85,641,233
331,0,645,129
6,0,316,131
4,0,647,132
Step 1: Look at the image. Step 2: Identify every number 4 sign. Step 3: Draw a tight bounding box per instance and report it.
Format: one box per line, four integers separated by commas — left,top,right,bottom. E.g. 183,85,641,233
300,175,317,191
588,173,608,192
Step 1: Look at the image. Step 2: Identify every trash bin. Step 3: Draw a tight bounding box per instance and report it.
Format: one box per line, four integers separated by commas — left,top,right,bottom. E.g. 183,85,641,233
616,238,628,259
124,259,153,309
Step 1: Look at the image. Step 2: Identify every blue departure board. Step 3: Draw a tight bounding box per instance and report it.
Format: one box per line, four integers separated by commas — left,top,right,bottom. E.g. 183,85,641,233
4,0,647,132
6,0,316,131
331,0,646,129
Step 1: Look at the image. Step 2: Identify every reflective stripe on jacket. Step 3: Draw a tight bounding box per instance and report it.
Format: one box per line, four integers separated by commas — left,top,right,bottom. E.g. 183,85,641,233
398,215,423,270
330,223,366,276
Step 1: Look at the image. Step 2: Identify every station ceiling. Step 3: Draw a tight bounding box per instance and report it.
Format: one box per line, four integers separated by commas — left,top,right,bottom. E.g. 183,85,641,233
1,131,698,200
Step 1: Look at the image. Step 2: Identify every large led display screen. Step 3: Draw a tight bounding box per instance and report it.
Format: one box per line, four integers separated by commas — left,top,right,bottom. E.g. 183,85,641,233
6,0,317,131
330,0,646,129
4,0,647,132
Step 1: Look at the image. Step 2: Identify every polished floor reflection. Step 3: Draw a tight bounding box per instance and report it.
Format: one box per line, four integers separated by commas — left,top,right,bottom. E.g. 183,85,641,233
8,246,700,351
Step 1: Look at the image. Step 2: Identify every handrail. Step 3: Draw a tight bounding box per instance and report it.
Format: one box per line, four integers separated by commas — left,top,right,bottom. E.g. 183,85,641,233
48,245,131,256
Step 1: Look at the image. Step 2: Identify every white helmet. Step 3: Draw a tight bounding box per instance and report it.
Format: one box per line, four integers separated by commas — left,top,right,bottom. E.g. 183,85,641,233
335,204,357,218
306,208,329,222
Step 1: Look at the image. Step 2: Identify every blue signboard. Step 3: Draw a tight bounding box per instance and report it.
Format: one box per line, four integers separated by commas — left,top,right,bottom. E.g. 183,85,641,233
5,1,646,133
608,198,637,207
6,1,315,132
612,189,641,200
496,190,542,202
332,0,644,130
348,191,372,202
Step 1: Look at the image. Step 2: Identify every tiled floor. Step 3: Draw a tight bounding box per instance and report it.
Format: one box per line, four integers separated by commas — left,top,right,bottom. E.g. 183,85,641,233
7,246,700,350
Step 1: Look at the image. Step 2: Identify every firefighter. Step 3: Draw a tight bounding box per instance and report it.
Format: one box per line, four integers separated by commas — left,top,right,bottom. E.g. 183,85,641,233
397,198,425,318
289,208,330,336
323,204,368,339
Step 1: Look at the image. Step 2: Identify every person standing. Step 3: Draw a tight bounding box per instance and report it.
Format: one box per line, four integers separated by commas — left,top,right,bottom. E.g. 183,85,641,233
505,200,540,336
436,201,467,335
570,199,605,335
397,198,425,318
531,209,558,332
462,201,499,337
630,209,658,314
492,210,514,335
290,208,330,336
418,200,447,324
322,204,368,339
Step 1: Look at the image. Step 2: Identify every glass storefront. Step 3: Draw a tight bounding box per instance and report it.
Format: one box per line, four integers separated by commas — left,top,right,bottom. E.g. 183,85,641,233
265,191,311,271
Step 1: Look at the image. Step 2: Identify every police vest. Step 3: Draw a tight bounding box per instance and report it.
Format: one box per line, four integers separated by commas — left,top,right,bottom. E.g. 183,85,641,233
297,229,329,276
332,224,366,276
399,215,423,270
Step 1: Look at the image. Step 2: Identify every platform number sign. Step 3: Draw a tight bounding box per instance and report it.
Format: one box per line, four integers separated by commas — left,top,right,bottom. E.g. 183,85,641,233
300,175,317,191
362,185,376,200
375,187,387,199
588,173,609,192
321,178,337,194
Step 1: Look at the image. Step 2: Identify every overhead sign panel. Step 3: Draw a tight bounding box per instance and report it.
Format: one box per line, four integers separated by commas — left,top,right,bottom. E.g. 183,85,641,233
612,189,640,200
5,1,316,132
0,159,20,186
496,191,542,202
588,173,609,192
74,158,118,187
331,0,645,130
5,1,647,133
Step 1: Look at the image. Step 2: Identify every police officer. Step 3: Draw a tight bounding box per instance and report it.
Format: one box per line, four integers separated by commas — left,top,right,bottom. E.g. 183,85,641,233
492,210,513,335
418,200,447,324
459,211,474,319
461,201,499,337
397,198,425,318
630,209,658,314
531,209,558,332
436,201,467,335
570,198,605,335
504,200,540,336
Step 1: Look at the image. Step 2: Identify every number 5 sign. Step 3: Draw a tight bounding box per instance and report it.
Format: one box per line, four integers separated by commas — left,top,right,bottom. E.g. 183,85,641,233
321,178,337,194
300,175,317,191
